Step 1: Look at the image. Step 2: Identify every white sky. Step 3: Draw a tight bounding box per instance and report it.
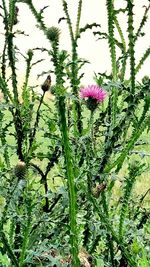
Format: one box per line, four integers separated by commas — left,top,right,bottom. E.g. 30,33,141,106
0,0,150,88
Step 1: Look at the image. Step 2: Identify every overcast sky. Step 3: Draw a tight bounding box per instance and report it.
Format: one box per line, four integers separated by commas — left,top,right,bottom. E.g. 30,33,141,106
0,0,150,89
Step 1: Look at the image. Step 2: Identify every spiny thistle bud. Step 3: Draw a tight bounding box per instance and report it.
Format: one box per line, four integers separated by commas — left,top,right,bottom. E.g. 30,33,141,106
14,161,26,180
46,27,60,42
92,182,107,198
41,75,51,92
142,75,149,85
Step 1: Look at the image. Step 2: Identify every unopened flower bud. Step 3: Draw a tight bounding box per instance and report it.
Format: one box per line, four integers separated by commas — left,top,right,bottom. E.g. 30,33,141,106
14,161,26,180
142,75,149,85
46,27,60,42
41,75,51,92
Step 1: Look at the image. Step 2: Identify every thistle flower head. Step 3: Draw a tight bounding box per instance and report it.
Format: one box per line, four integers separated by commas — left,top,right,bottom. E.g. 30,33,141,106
80,85,107,111
14,161,26,180
142,75,149,85
80,85,107,102
46,27,60,42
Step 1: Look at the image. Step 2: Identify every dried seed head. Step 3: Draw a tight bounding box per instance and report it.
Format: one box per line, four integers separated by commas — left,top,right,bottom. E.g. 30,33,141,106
79,248,92,267
46,27,60,42
92,182,107,198
41,75,51,92
14,161,26,180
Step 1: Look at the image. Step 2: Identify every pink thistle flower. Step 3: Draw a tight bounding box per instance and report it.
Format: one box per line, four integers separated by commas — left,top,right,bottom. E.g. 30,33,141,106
80,85,107,111
80,85,107,102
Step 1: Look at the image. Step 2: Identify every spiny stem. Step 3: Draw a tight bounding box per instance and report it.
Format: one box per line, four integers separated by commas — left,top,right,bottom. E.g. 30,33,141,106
134,4,150,43
89,111,95,152
62,0,83,136
62,0,74,42
26,0,47,32
23,50,34,89
75,0,82,38
114,16,126,52
106,0,117,127
126,0,135,94
57,96,79,266
106,0,117,81
135,47,150,75
29,92,45,150
101,191,115,266
7,31,19,106
114,15,127,80
47,26,79,264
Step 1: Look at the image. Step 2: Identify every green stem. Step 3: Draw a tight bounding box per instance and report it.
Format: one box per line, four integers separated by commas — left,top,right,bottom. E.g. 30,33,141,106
106,0,117,80
75,0,82,38
7,31,19,106
114,16,127,80
57,96,79,266
71,41,83,136
47,22,79,264
106,0,117,127
135,47,150,75
19,212,31,267
127,0,135,94
23,50,33,89
83,139,95,249
26,0,47,32
62,0,82,136
61,0,74,42
89,111,95,152
28,92,45,151
114,16,126,52
119,176,135,241
101,191,115,266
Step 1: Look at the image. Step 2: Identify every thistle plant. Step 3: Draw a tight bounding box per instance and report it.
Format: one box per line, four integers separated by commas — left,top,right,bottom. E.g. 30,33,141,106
0,1,150,267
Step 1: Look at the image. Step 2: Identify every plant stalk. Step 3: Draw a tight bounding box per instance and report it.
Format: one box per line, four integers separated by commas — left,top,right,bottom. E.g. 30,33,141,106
57,95,79,266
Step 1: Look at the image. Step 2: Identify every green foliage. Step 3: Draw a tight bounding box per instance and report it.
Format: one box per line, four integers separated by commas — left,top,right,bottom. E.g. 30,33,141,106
0,1,150,267
119,160,145,240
